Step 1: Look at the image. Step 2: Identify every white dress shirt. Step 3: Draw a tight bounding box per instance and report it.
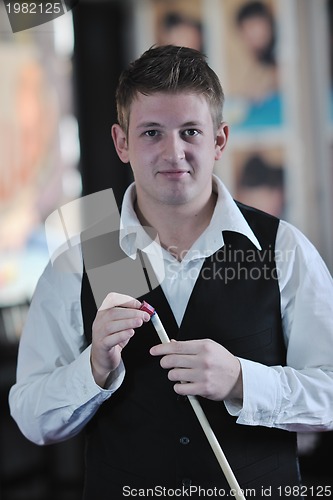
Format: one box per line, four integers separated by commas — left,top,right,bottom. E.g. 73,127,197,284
9,175,333,445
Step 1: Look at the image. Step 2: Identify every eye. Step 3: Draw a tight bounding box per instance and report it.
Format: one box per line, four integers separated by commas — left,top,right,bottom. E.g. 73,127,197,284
182,129,200,137
144,130,159,137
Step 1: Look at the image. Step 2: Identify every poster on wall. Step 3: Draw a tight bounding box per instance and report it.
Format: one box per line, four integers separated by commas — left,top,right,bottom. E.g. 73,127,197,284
232,146,285,218
149,0,204,51
220,0,283,131
0,5,80,340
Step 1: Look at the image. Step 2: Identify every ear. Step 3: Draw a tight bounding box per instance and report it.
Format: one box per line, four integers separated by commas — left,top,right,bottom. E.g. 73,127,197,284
111,124,129,163
214,122,229,161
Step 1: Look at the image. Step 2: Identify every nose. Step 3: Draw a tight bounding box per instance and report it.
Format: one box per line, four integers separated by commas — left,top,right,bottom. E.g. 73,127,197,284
162,134,185,163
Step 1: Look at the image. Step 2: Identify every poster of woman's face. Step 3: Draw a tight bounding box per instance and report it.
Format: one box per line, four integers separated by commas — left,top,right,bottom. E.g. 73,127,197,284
150,0,204,51
232,147,285,218
221,0,283,130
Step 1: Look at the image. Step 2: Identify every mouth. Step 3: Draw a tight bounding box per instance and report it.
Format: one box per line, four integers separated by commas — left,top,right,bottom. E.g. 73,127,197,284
158,170,190,179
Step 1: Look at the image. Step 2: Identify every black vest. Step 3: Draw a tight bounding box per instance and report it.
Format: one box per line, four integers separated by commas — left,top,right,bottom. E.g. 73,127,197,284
80,203,302,499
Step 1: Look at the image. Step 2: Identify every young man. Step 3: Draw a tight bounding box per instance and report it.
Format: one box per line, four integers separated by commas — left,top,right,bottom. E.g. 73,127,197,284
9,46,333,499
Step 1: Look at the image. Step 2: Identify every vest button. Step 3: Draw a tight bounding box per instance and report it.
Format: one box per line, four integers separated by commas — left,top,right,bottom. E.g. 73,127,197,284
182,478,192,487
177,395,188,402
179,436,190,445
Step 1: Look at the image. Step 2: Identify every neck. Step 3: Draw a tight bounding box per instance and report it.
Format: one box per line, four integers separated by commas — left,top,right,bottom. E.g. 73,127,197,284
135,193,217,261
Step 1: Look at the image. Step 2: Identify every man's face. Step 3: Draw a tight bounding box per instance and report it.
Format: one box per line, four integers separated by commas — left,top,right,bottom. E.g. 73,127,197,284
112,92,227,212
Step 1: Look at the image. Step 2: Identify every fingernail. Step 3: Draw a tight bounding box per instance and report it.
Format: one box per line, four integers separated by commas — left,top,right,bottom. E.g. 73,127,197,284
143,312,151,322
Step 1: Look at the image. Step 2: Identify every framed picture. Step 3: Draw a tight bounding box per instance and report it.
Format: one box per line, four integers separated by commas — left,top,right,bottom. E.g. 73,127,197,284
0,5,79,311
150,0,204,51
219,0,283,131
231,146,285,218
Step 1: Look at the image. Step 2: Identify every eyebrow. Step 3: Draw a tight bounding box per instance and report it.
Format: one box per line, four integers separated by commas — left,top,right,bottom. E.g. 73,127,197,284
136,121,203,129
136,122,161,129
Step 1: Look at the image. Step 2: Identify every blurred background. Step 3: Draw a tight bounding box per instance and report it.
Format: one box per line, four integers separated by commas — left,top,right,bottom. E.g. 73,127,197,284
0,0,332,498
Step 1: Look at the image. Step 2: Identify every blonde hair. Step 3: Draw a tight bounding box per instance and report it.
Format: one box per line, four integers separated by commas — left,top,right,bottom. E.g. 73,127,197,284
115,45,224,136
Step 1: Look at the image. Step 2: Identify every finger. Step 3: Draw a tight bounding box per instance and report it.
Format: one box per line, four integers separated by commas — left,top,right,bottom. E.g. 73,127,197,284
99,292,142,311
167,368,197,383
100,329,136,350
150,340,200,356
98,306,150,324
173,381,202,396
159,354,197,370
93,314,147,341
104,316,146,335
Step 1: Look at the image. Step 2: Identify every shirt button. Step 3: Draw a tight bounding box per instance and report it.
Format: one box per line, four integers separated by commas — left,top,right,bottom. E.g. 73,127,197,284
179,436,190,445
182,478,192,487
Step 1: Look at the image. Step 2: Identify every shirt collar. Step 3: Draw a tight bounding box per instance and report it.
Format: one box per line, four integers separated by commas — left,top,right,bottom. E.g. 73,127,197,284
119,184,161,260
210,174,262,251
119,174,262,260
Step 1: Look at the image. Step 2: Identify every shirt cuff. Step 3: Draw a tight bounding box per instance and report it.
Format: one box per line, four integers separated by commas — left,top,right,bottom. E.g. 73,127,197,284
224,358,282,427
66,345,125,406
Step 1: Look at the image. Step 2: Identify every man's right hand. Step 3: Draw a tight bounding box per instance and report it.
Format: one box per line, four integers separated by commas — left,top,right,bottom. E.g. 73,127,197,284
91,292,150,387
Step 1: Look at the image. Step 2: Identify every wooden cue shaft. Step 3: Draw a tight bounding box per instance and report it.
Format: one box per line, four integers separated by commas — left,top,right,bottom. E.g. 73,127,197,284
150,312,246,500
